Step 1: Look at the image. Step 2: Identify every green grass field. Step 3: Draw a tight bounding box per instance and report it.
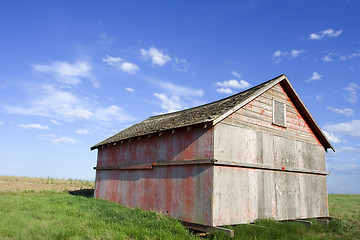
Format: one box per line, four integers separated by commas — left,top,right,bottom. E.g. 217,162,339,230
0,187,359,239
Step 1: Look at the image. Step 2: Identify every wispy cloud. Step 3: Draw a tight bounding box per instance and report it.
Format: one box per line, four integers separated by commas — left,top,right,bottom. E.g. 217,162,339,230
309,28,343,40
216,87,234,94
343,83,359,103
323,130,342,143
140,47,171,66
316,93,323,102
76,129,91,134
50,137,76,144
151,80,204,113
322,55,333,62
340,49,360,61
306,71,322,82
102,55,122,65
327,107,354,116
18,123,49,130
3,84,134,123
153,93,181,113
50,119,61,125
125,87,134,92
290,49,305,58
324,120,360,138
172,58,189,72
0,120,4,125
102,55,139,74
216,79,250,90
272,49,304,64
33,61,91,85
231,70,241,78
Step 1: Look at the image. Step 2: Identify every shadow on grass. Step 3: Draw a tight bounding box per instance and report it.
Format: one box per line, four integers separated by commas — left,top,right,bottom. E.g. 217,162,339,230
68,188,95,198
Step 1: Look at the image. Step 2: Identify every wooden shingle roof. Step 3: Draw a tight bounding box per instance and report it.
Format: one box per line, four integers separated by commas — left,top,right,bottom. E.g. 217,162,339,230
91,74,334,151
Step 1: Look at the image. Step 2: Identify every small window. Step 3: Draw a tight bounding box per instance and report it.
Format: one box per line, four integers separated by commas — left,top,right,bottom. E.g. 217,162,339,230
273,99,286,127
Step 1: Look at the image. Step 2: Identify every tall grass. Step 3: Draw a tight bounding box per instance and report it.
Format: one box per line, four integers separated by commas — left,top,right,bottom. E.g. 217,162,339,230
0,191,196,240
0,192,359,239
209,194,360,240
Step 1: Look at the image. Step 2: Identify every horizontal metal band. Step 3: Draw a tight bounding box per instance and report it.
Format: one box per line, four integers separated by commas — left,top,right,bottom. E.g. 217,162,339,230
94,159,329,175
213,160,330,175
94,163,153,170
93,159,214,171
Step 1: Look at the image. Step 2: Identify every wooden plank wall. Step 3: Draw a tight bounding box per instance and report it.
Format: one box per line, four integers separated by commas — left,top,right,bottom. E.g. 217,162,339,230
212,167,329,226
212,83,328,226
96,125,213,168
224,83,320,146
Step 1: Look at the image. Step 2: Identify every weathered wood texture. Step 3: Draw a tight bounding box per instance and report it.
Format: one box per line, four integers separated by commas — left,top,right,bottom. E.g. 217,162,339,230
214,123,325,171
222,83,321,146
212,167,329,226
96,126,213,167
94,83,329,227
215,83,325,171
95,165,214,225
212,83,328,226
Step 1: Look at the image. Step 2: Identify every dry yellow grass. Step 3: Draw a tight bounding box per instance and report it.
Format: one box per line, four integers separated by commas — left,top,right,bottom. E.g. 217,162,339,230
0,175,94,192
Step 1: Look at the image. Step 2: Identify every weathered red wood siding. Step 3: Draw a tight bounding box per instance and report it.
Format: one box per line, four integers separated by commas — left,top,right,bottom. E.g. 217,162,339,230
95,125,214,225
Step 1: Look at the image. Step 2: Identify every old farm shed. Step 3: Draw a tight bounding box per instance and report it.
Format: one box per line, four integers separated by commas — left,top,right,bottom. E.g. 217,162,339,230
91,74,334,227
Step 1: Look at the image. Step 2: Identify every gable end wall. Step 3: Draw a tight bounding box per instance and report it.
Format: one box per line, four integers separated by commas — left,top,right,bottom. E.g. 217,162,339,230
212,83,328,226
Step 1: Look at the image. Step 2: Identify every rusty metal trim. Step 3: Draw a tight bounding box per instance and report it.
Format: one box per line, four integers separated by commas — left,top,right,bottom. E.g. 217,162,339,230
154,159,214,167
213,160,330,175
93,159,214,171
93,163,153,170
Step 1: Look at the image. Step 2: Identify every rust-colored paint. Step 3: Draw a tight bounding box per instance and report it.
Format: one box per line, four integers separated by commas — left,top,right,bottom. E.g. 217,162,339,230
94,83,329,227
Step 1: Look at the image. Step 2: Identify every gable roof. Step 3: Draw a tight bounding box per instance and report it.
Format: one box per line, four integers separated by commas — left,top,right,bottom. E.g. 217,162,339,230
91,74,334,151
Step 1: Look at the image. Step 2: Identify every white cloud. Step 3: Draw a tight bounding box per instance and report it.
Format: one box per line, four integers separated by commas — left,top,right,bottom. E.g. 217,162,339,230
323,130,342,143
102,55,122,65
216,87,233,94
216,79,250,89
336,146,360,153
322,55,333,62
273,50,283,58
140,47,171,66
120,62,140,74
327,107,354,116
231,71,242,78
0,120,4,125
94,105,132,122
76,129,91,134
173,58,189,72
125,87,134,92
154,81,204,97
33,61,91,85
18,123,50,130
4,84,134,123
324,120,360,137
151,80,204,113
343,83,359,103
273,49,303,63
153,93,181,113
306,71,322,82
50,137,76,144
309,28,343,40
340,50,360,61
290,49,305,58
103,55,139,74
50,119,61,125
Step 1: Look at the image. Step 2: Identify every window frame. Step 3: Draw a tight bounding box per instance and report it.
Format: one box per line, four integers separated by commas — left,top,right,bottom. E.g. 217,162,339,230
272,98,287,128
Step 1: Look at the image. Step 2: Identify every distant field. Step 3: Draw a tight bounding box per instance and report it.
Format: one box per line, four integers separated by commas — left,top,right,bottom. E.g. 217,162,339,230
0,175,94,192
0,176,359,239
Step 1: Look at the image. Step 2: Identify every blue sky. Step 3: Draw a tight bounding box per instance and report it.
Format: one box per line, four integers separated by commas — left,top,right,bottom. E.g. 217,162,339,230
0,0,359,193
